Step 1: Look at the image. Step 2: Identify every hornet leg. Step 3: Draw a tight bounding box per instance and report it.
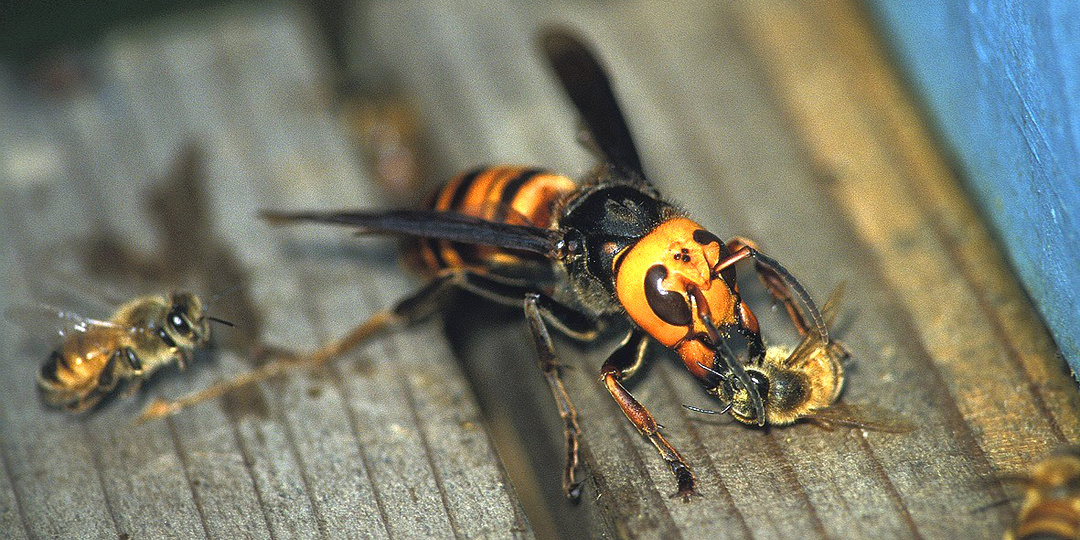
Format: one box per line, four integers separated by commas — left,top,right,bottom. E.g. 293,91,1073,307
718,239,828,345
727,237,810,336
451,271,598,499
138,272,460,422
524,293,588,500
601,329,696,501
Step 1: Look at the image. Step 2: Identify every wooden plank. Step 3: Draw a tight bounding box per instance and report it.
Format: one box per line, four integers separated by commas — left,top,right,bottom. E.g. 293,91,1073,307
736,0,1080,465
3,0,1076,537
0,70,126,540
355,0,1080,538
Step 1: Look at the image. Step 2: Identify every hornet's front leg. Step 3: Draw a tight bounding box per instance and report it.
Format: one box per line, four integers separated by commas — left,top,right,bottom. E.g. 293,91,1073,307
726,237,810,336
601,329,696,501
717,238,829,350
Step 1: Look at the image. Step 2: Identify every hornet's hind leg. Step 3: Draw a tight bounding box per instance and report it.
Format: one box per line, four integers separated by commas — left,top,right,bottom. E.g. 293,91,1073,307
140,267,599,500
139,268,599,502
137,273,458,423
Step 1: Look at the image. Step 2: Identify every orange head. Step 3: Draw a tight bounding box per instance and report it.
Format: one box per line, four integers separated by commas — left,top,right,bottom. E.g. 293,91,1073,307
615,216,761,384
614,218,740,356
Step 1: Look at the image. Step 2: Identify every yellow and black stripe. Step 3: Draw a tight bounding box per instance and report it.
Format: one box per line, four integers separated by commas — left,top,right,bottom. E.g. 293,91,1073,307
412,166,577,273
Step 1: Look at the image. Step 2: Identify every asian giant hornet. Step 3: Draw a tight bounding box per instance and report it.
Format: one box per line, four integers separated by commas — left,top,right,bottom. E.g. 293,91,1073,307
141,28,836,500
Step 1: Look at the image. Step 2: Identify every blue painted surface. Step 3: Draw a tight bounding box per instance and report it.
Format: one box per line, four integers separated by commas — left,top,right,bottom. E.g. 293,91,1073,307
866,1,1080,371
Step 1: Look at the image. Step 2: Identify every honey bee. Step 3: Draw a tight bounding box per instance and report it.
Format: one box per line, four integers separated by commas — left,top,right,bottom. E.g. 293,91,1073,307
706,286,846,426
13,292,227,412
692,286,910,432
1005,447,1080,540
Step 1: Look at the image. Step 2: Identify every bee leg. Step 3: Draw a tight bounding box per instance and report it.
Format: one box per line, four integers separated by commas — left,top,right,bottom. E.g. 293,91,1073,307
98,350,121,393
68,391,105,413
174,348,190,371
120,379,145,399
523,293,588,500
122,346,145,374
601,329,696,501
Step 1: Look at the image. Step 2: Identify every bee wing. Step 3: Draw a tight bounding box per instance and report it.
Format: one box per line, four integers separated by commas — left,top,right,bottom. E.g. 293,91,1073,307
5,304,120,338
782,322,828,369
540,28,648,185
782,283,846,369
803,402,916,434
820,283,845,327
261,209,565,257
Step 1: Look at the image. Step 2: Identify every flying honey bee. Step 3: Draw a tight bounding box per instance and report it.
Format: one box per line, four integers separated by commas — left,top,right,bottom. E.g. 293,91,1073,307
1004,446,1080,540
11,292,230,412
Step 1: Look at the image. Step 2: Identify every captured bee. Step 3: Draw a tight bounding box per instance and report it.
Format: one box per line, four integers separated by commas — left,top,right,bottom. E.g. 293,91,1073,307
698,286,846,427
688,286,910,433
1004,447,1080,540
13,292,228,412
147,29,836,500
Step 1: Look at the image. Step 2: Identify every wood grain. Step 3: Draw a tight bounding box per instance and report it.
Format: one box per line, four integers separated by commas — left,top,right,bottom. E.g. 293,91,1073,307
0,3,529,539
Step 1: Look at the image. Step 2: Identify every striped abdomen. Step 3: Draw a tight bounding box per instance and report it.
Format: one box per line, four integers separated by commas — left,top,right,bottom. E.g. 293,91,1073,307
38,326,124,408
409,166,576,275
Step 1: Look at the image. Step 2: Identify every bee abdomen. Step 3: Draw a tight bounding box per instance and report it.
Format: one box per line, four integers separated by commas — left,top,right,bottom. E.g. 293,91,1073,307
37,350,80,409
1012,501,1080,540
409,166,576,273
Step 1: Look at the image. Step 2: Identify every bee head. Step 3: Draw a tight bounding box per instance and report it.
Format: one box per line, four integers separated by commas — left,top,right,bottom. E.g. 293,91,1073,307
712,360,811,427
164,292,211,347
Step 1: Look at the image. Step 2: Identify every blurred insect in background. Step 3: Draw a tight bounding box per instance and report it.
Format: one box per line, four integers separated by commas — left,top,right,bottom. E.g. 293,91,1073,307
10,292,231,412
341,98,430,206
143,28,845,500
1003,446,1080,540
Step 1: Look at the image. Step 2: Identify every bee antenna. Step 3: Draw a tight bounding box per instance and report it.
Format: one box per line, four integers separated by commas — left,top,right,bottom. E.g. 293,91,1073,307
682,403,732,415
206,316,235,327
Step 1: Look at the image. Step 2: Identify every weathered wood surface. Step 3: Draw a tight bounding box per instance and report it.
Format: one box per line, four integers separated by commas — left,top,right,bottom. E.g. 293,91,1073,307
0,0,1076,539
356,0,1080,538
